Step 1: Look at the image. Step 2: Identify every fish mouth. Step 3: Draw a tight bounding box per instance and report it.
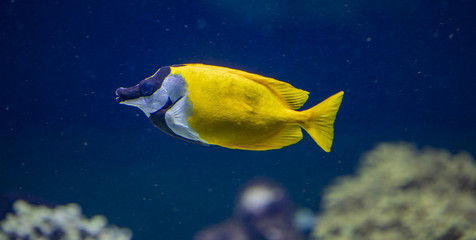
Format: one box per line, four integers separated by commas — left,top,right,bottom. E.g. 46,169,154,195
115,87,125,103
115,88,123,103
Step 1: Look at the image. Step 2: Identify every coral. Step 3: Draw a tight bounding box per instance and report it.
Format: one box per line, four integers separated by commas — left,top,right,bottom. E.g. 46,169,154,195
0,200,132,240
313,143,476,240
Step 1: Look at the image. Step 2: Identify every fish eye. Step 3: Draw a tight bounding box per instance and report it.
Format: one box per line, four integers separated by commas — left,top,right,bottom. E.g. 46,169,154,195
140,83,154,96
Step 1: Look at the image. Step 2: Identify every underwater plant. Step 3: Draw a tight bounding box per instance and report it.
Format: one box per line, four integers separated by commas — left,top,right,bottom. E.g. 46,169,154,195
0,200,132,240
313,143,476,240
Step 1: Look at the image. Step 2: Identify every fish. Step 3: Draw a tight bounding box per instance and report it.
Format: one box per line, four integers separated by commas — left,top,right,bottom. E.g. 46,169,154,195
115,64,343,151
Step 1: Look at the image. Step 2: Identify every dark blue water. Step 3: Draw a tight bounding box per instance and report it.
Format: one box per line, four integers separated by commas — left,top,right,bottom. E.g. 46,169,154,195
1,0,475,239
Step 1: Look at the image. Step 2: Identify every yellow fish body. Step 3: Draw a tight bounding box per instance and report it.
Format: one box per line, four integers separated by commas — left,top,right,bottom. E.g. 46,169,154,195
116,64,343,151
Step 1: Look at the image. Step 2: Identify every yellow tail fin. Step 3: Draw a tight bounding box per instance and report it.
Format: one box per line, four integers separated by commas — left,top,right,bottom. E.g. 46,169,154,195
301,91,344,152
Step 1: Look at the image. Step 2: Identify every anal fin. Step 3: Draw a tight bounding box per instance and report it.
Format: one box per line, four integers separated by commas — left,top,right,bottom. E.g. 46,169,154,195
223,124,303,151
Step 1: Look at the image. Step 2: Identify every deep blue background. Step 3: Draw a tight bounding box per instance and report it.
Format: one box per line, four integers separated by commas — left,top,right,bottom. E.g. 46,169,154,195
1,0,475,239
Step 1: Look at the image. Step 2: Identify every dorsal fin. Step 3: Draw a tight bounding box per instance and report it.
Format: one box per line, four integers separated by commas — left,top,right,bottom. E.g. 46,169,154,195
182,64,309,110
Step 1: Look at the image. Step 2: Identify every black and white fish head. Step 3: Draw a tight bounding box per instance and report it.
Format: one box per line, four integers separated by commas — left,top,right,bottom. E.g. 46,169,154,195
115,66,186,117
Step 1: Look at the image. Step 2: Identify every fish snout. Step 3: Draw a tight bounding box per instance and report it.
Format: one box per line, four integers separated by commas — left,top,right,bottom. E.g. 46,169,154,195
115,86,141,103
